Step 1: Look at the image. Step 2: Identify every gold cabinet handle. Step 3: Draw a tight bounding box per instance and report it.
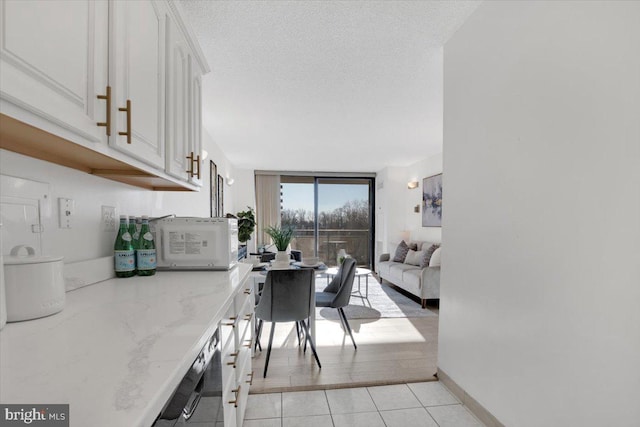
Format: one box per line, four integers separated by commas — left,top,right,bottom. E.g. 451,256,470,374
229,385,241,407
118,99,132,144
246,371,254,385
186,152,194,177
243,339,252,349
226,351,239,368
96,86,111,136
243,288,252,295
195,154,201,179
244,313,253,321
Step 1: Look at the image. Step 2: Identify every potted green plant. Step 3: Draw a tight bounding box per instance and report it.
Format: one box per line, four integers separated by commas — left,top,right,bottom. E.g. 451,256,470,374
236,207,256,243
264,225,295,266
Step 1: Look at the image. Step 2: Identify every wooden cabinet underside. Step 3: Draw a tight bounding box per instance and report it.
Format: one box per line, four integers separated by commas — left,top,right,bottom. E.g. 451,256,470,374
0,114,196,191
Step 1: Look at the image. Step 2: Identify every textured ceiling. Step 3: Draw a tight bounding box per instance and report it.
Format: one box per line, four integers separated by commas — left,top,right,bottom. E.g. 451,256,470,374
179,0,481,172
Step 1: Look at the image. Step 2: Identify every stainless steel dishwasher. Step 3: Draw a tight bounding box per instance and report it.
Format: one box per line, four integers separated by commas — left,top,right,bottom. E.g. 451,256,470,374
152,328,223,426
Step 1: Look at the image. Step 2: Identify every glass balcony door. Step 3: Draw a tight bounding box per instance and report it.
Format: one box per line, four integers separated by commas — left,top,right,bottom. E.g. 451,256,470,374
281,176,374,267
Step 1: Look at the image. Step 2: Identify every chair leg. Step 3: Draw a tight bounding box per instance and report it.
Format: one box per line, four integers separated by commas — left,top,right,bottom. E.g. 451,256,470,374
295,321,302,346
338,308,357,350
301,319,309,353
300,320,321,369
336,308,347,332
255,319,263,352
263,322,276,378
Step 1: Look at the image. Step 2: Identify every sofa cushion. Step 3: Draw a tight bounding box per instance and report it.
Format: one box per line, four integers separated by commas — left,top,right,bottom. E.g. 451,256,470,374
389,263,419,281
420,244,440,268
429,247,442,267
393,240,415,262
402,268,422,289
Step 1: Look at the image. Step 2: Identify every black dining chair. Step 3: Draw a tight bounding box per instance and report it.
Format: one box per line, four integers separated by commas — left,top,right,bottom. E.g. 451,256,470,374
290,249,303,262
315,257,358,349
254,269,321,377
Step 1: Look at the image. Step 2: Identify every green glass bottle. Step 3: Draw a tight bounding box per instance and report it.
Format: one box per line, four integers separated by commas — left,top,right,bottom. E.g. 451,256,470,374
128,216,139,274
136,216,156,276
114,215,136,278
128,216,138,249
134,217,142,241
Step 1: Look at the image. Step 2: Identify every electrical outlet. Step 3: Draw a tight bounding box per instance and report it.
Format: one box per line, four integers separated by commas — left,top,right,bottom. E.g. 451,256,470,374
102,205,116,232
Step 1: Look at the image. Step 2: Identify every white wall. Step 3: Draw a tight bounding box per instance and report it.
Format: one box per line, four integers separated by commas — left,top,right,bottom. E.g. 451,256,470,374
440,2,640,426
375,166,404,256
375,154,442,260
0,129,236,264
405,154,442,243
231,168,257,252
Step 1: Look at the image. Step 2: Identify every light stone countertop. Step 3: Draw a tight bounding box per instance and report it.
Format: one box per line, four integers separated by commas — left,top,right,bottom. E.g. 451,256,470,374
0,264,251,427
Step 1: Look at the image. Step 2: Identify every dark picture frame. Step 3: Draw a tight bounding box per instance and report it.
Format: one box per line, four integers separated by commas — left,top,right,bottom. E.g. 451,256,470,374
217,174,224,216
422,173,443,227
210,161,218,217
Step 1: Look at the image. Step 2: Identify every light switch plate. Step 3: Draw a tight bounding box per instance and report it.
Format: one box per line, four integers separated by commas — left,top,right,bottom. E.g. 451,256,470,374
58,198,75,229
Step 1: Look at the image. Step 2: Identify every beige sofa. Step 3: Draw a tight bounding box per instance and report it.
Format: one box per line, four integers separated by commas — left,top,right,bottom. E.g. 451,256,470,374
377,241,441,308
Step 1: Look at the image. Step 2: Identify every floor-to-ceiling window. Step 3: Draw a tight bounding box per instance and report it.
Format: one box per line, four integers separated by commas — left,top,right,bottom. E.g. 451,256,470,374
281,175,374,267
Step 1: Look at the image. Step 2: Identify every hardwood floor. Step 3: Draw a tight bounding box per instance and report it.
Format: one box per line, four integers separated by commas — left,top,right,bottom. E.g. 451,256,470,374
249,315,439,393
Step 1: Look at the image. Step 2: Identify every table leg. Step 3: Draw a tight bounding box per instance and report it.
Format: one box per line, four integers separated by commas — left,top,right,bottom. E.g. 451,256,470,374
365,274,369,299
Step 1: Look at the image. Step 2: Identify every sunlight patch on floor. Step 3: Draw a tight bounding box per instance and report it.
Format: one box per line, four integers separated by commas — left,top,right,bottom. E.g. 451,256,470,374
258,318,428,349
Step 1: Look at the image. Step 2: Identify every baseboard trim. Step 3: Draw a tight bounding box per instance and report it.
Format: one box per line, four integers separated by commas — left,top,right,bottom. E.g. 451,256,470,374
437,368,505,427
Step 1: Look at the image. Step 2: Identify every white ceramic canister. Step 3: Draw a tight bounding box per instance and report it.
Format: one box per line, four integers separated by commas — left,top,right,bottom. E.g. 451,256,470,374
3,245,65,322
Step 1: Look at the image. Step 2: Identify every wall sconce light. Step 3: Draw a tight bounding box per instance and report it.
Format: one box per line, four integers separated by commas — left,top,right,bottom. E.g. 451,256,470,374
407,181,419,190
226,177,235,186
201,150,209,162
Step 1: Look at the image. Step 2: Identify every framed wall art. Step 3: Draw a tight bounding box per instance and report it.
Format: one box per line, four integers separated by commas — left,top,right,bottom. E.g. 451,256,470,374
217,174,224,216
422,173,443,227
210,161,218,217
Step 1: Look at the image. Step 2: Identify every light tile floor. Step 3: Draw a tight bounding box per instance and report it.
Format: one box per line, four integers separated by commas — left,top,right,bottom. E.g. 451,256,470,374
243,381,485,427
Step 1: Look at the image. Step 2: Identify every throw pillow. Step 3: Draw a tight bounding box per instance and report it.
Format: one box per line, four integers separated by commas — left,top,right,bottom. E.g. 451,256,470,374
429,246,442,267
393,240,411,263
420,244,440,268
405,250,424,266
403,249,416,265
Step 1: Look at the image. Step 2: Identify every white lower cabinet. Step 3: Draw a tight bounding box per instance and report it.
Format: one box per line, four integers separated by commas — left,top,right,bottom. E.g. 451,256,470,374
219,279,254,427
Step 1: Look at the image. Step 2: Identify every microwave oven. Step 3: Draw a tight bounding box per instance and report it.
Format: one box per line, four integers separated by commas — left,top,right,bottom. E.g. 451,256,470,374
152,217,238,270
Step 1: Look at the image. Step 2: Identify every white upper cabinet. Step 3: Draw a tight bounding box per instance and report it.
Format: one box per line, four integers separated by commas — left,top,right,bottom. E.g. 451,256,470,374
165,2,207,186
0,0,208,190
165,14,192,181
0,0,108,145
109,0,166,169
190,71,203,187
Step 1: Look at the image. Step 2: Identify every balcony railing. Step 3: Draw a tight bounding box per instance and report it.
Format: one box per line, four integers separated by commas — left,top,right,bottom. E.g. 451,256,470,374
289,228,371,267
